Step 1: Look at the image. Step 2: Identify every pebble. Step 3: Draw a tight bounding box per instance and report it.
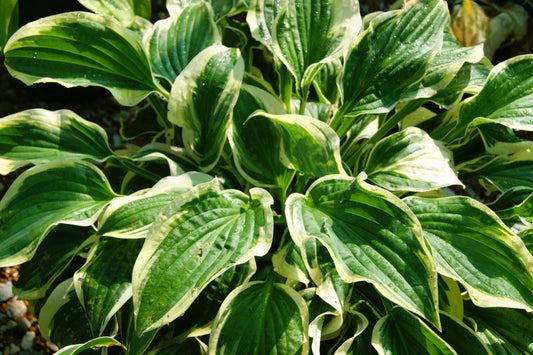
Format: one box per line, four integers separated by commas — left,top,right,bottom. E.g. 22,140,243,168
6,298,27,320
21,331,35,350
0,281,13,301
0,320,17,333
10,344,21,354
18,317,32,331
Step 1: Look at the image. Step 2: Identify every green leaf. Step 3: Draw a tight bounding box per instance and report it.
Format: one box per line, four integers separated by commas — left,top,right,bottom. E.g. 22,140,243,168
14,225,93,299
0,0,17,53
167,0,235,21
74,238,143,335
402,27,484,100
77,0,151,24
313,60,342,105
0,161,117,267
465,302,533,355
272,241,310,284
144,2,220,85
209,280,309,354
372,307,455,355
437,276,464,321
477,123,533,156
460,153,533,191
229,84,293,188
450,55,533,141
54,337,125,355
3,12,158,106
168,45,244,171
118,300,159,355
39,279,93,348
0,109,114,175
271,0,361,97
429,59,492,111
169,259,256,338
286,174,439,327
438,312,491,355
251,112,344,177
98,172,213,238
365,127,463,192
132,179,273,333
336,0,448,123
404,196,533,311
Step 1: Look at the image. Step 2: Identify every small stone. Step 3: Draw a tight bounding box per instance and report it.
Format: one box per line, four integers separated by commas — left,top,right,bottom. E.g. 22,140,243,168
21,331,35,350
18,317,32,331
0,281,14,301
6,298,27,319
10,343,21,354
47,343,59,352
0,319,17,333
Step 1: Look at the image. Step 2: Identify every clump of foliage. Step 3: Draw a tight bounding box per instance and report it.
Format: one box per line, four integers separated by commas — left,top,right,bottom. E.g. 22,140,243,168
1,0,533,353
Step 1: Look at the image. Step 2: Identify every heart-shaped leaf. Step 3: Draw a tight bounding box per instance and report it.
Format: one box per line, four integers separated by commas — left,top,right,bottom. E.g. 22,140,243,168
0,161,117,267
209,280,309,354
404,196,533,311
286,174,439,327
132,179,273,333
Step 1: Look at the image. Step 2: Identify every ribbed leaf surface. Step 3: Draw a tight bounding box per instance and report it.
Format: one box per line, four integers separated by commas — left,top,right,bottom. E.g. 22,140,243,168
132,179,273,333
252,112,344,177
404,196,533,311
209,280,309,354
0,109,114,175
167,0,235,21
144,2,220,84
365,127,462,192
372,307,455,355
3,12,157,106
229,84,293,188
454,55,533,138
78,0,151,24
98,172,213,238
0,161,117,267
272,0,361,96
168,45,244,171
286,174,439,327
339,0,447,118
74,238,143,335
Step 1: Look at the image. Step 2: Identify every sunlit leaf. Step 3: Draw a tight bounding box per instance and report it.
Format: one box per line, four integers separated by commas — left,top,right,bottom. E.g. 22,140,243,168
77,0,151,24
228,84,293,188
168,45,244,171
404,196,533,311
365,127,463,192
144,2,220,84
133,179,273,333
4,12,158,106
286,174,439,327
0,109,114,175
0,161,117,267
209,280,309,354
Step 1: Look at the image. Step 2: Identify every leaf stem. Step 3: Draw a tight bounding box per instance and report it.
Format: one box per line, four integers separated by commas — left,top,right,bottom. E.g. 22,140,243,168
279,66,293,113
147,94,171,130
114,157,161,183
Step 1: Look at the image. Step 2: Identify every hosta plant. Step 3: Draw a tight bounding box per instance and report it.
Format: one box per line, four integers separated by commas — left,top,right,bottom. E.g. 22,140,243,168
1,0,533,353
